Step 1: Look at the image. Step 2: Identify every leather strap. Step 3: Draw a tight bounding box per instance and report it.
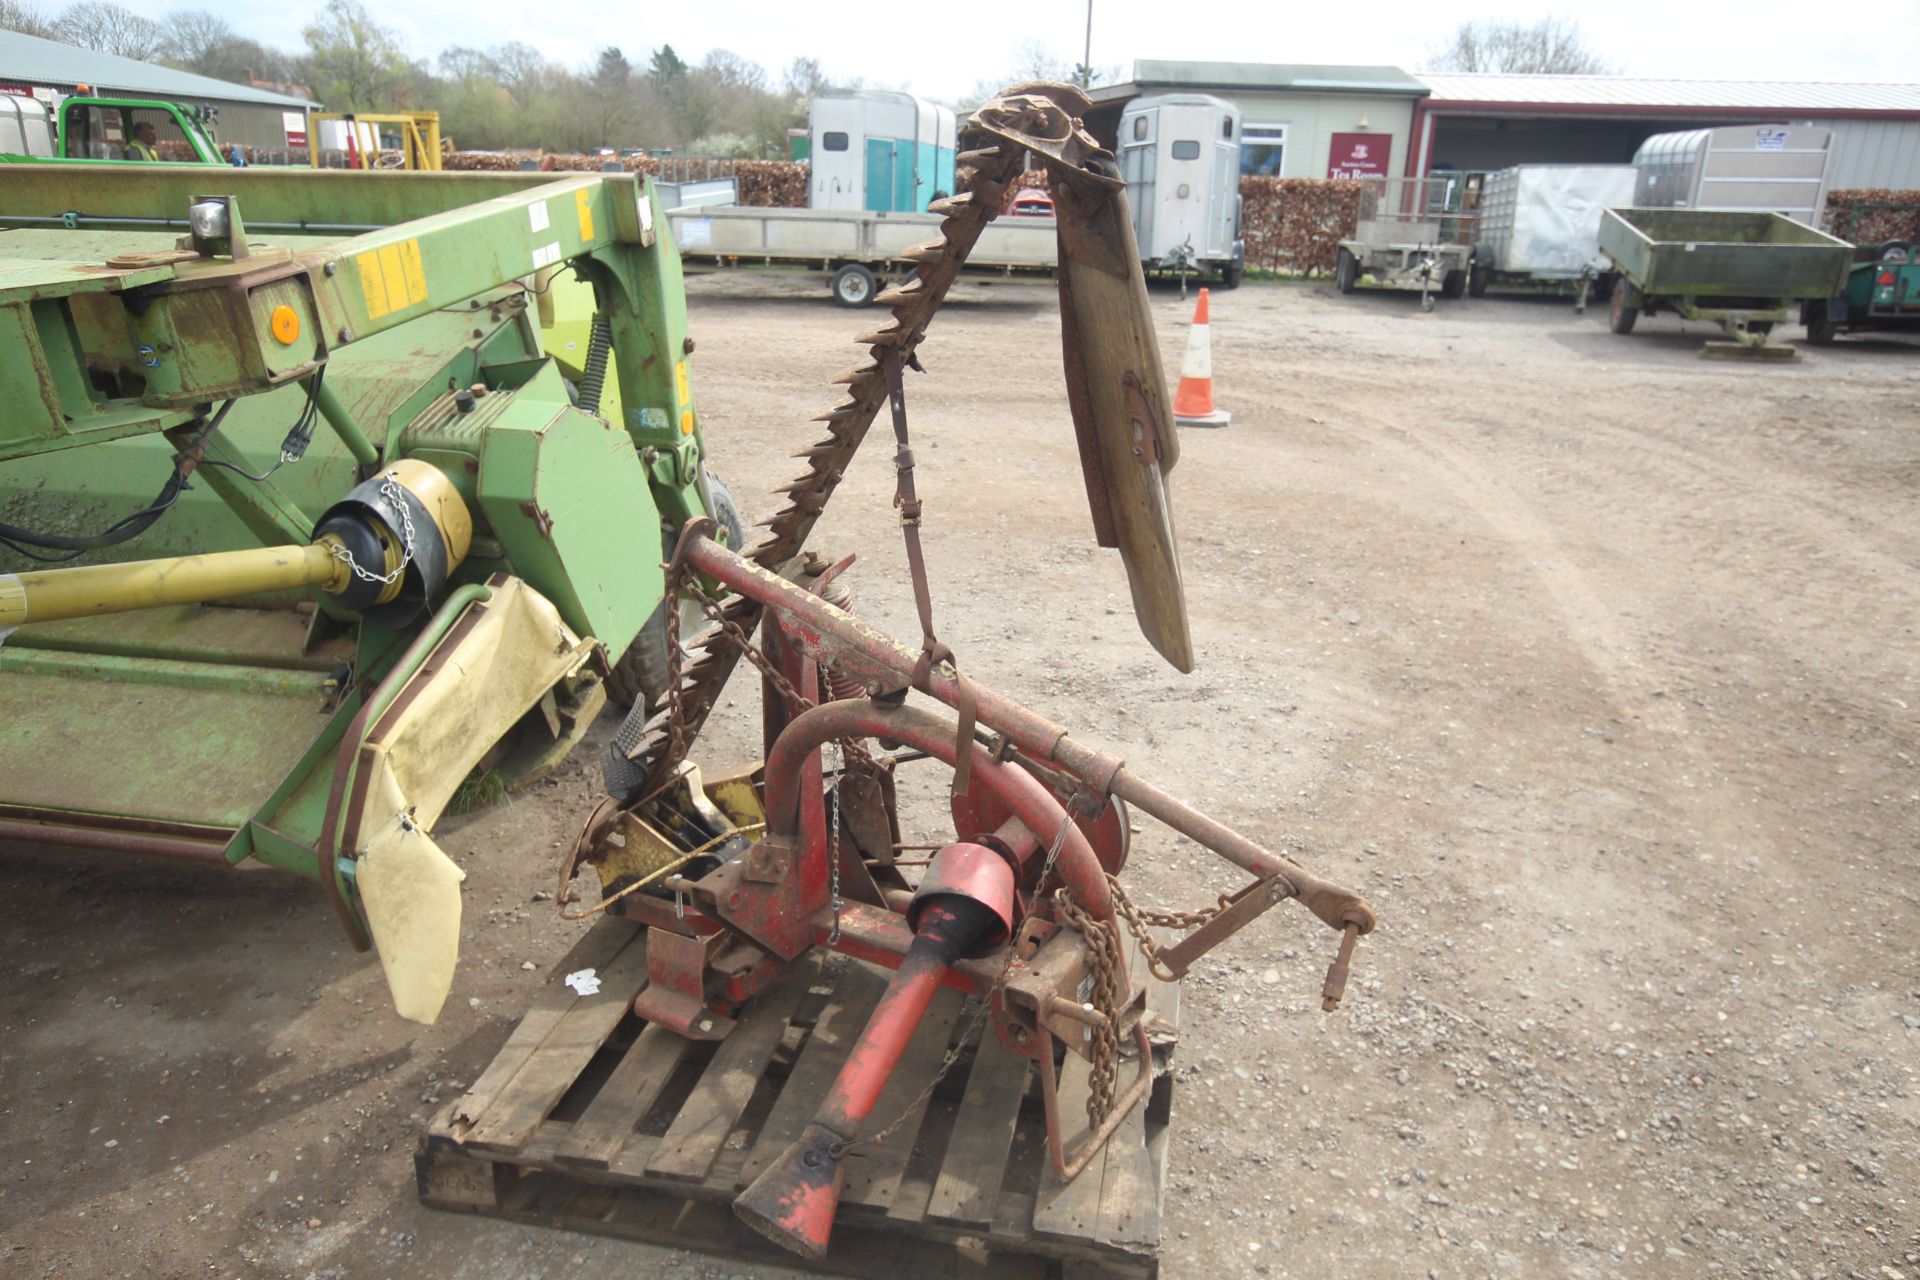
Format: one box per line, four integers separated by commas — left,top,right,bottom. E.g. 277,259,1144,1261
882,347,978,795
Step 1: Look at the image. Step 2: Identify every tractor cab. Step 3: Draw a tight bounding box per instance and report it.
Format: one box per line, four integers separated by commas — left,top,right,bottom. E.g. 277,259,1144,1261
58,94,219,163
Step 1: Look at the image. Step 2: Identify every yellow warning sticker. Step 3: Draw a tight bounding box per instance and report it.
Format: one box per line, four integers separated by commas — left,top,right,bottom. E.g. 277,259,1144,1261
357,238,429,320
576,189,595,242
674,360,690,405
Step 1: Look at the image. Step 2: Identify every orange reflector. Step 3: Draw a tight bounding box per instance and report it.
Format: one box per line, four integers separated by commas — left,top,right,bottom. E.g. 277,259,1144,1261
270,305,301,345
679,410,695,435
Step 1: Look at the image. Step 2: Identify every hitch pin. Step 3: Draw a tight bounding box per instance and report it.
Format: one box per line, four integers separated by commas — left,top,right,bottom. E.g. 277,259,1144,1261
1321,923,1361,1012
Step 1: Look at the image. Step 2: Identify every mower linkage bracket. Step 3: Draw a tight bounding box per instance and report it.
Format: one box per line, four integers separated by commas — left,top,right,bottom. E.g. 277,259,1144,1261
1149,874,1295,980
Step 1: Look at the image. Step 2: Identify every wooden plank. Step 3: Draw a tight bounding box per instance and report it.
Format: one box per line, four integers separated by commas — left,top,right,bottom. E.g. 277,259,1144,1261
838,986,966,1215
1093,1078,1157,1246
644,956,819,1183
1029,1049,1110,1242
923,1031,1032,1227
462,935,652,1153
1096,935,1167,1248
443,917,640,1137
554,1021,693,1169
734,960,889,1189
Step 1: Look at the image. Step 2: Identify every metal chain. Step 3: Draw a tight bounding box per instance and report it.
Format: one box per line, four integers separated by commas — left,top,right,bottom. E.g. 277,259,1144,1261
327,475,417,586
825,735,845,947
1103,872,1279,984
833,807,1081,1160
1052,886,1123,1127
663,556,688,765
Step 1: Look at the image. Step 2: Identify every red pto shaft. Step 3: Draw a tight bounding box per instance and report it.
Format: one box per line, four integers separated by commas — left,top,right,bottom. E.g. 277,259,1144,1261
733,842,1014,1259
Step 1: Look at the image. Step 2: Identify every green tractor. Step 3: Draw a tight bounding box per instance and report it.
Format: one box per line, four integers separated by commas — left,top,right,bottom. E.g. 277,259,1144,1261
0,166,732,1021
1,90,227,164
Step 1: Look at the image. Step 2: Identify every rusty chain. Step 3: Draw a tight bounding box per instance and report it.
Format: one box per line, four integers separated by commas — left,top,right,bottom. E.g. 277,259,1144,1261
1051,886,1125,1128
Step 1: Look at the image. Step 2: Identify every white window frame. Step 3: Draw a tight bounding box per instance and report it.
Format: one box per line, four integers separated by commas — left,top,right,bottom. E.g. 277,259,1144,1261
1241,122,1288,177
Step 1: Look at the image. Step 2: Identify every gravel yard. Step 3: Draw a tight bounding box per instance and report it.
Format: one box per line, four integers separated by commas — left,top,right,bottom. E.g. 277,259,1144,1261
2,269,1916,1280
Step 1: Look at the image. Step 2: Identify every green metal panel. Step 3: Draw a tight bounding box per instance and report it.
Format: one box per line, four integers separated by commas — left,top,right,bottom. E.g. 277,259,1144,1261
0,627,333,830
460,371,661,658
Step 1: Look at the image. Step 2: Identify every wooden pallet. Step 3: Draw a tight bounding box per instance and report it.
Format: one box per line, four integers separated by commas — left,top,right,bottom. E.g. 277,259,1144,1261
417,916,1180,1279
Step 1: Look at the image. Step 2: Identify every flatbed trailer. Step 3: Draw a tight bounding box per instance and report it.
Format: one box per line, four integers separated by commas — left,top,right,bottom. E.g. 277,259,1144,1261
1335,177,1479,310
668,205,1058,305
1598,207,1851,350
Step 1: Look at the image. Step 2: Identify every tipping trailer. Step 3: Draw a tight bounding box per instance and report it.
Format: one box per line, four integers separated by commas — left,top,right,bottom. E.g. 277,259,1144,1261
1598,207,1852,348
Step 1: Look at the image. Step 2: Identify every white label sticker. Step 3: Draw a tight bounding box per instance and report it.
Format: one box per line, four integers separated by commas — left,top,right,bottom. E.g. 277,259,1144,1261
529,201,551,233
530,241,563,270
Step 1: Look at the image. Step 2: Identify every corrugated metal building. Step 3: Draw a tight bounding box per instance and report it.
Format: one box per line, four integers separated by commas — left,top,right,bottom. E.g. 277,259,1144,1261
0,29,315,154
1413,74,1920,189
1086,63,1429,181
1086,65,1920,192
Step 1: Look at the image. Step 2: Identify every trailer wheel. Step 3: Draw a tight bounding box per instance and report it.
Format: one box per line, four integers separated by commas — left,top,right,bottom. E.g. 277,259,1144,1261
1335,248,1357,294
831,263,878,307
1468,256,1490,298
605,470,747,709
1803,300,1838,346
1441,260,1469,299
1220,260,1245,289
1608,283,1640,335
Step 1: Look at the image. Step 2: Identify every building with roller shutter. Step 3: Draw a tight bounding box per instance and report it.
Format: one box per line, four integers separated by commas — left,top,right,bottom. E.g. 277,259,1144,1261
1087,63,1920,191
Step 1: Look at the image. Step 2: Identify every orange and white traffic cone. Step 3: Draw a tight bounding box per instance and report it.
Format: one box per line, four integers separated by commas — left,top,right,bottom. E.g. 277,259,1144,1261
1172,288,1231,428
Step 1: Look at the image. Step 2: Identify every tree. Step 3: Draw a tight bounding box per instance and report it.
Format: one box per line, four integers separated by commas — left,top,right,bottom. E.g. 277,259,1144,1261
1425,16,1613,75
584,46,639,146
53,1,163,59
782,56,826,101
303,0,414,110
0,0,55,38
648,43,686,86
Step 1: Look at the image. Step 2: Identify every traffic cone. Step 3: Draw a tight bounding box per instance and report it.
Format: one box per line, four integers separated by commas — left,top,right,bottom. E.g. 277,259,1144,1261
1172,288,1231,428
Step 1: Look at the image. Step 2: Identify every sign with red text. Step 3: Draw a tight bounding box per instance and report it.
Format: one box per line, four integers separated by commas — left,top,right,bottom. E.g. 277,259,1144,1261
1328,132,1391,180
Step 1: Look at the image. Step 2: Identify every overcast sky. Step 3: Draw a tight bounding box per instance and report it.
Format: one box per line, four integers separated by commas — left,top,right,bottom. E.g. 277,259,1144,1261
210,0,1917,97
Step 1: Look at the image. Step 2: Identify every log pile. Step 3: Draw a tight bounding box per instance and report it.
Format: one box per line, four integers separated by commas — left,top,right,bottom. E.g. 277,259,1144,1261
1824,189,1920,245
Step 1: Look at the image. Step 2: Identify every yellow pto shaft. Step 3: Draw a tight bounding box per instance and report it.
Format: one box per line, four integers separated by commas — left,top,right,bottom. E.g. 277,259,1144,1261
0,542,349,629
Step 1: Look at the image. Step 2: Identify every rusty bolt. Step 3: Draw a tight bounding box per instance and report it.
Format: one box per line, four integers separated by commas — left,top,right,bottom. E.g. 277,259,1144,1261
682,336,696,355
322,261,336,277
336,327,352,343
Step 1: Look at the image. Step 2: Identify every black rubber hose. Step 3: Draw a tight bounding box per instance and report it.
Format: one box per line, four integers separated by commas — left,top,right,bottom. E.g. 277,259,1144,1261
0,404,233,561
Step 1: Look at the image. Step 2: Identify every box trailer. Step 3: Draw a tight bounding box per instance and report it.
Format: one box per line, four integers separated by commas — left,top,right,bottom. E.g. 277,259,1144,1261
1118,93,1245,286
1632,124,1835,226
808,91,955,214
1471,164,1638,302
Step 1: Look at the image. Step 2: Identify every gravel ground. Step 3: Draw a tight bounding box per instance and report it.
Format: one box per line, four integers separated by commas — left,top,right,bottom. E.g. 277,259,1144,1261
2,269,1916,1280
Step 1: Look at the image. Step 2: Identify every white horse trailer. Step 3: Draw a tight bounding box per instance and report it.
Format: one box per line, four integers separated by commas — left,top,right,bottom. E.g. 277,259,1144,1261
808,91,956,214
1118,93,1245,286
